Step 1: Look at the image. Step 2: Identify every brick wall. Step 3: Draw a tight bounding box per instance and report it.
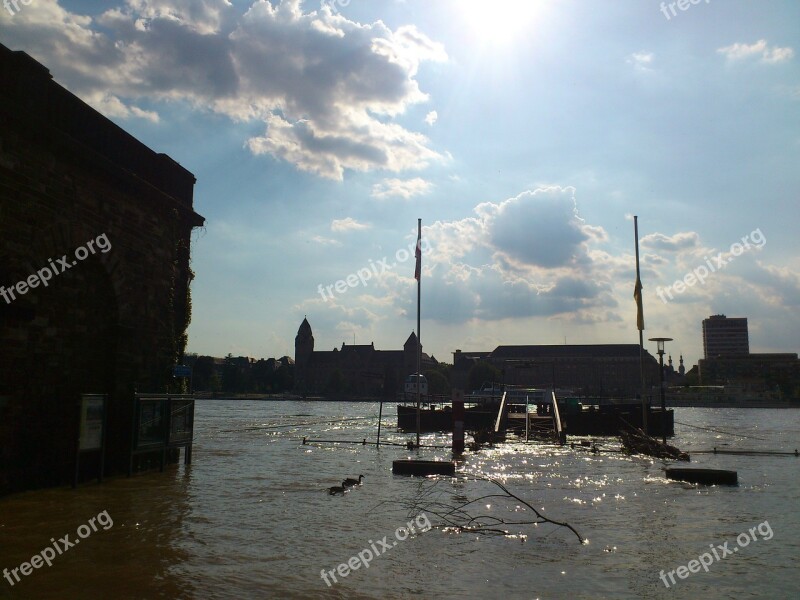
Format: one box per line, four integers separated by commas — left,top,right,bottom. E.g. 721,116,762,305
0,45,204,494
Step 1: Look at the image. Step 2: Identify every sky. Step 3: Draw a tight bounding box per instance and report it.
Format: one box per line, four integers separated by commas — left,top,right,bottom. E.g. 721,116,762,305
2,0,799,368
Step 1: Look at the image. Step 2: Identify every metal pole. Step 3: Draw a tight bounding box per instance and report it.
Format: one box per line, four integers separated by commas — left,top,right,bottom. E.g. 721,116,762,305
377,399,383,448
634,216,647,433
659,352,666,445
416,218,421,449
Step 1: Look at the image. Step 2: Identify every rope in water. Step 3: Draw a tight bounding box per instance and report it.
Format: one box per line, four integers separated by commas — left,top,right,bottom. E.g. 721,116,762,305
674,420,767,440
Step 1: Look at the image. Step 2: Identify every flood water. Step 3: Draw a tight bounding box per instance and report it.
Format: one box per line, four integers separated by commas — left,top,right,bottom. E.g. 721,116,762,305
1,401,799,599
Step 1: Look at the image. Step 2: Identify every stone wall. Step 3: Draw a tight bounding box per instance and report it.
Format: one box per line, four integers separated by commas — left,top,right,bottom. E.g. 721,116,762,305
0,45,204,494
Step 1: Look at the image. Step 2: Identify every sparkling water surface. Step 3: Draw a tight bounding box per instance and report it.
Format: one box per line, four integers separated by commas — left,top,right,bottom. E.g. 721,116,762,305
1,402,799,599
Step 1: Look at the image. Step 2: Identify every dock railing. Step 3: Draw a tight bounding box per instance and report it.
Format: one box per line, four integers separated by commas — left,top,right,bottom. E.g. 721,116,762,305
551,390,565,445
493,391,508,433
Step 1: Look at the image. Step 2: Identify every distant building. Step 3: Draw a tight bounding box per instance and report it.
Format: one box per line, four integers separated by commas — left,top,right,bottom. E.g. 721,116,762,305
452,345,660,397
698,353,799,397
294,318,436,397
696,315,799,399
702,315,749,358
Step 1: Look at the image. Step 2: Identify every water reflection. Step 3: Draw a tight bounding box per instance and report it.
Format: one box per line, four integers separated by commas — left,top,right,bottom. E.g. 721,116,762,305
0,402,798,599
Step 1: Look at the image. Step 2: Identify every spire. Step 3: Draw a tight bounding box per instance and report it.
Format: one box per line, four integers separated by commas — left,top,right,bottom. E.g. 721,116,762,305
297,317,312,336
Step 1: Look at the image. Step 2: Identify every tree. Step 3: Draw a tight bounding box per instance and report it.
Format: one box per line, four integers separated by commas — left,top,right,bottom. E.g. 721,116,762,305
424,369,450,396
192,356,216,391
468,362,501,393
222,354,241,393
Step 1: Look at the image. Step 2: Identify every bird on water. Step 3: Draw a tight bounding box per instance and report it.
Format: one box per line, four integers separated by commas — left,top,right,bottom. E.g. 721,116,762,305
328,485,347,495
342,475,364,487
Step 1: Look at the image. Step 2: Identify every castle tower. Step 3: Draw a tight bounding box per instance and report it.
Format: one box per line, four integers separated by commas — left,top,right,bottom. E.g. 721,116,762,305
403,331,421,376
295,317,314,390
679,355,686,376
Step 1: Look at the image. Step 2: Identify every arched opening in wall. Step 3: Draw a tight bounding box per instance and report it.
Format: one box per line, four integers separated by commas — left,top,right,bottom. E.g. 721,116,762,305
1,255,118,491
0,261,38,493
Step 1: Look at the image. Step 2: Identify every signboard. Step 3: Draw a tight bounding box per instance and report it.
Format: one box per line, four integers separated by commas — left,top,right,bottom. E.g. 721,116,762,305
168,398,194,444
79,395,105,451
173,365,192,378
137,399,166,448
129,394,196,475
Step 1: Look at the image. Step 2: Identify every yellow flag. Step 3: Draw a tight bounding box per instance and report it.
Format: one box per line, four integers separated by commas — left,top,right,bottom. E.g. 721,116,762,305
633,277,644,331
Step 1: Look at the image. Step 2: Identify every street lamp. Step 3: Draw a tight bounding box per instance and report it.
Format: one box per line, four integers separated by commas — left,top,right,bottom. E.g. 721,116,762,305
649,337,673,445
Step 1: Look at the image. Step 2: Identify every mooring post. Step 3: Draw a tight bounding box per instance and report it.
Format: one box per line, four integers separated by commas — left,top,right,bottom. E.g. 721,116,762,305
452,389,465,455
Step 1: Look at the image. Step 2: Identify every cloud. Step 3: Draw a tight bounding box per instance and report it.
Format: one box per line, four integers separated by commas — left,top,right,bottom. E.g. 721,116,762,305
479,187,594,269
382,186,616,323
626,51,654,72
424,110,438,125
371,177,433,199
331,217,371,232
311,235,342,246
1,0,448,180
641,231,700,252
717,39,794,64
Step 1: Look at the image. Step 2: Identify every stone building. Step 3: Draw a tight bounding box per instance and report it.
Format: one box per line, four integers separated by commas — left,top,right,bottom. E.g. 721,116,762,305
452,344,661,397
294,318,436,397
0,45,204,494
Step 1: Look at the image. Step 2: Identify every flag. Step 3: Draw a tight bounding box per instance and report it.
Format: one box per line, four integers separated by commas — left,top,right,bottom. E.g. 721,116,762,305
414,236,421,281
633,276,644,331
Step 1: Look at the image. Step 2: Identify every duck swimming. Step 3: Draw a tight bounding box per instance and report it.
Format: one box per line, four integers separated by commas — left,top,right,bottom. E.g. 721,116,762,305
342,475,364,487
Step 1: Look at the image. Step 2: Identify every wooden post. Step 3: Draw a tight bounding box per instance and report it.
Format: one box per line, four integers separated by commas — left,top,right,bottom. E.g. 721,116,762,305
452,389,464,455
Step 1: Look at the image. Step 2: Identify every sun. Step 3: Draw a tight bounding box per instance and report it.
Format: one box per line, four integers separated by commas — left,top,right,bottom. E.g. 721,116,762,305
455,0,542,45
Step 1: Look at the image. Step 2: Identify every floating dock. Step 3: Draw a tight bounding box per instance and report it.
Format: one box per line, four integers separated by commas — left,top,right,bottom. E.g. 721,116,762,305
665,468,738,486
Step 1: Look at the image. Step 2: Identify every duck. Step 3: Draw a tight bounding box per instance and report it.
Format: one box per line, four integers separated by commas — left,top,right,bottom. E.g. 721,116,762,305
342,475,364,487
328,485,347,495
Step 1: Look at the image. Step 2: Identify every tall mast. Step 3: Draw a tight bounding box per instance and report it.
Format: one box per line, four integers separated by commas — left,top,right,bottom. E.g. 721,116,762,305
634,216,647,432
416,218,422,448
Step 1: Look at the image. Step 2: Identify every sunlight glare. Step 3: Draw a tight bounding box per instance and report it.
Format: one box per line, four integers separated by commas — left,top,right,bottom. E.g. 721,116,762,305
455,0,541,44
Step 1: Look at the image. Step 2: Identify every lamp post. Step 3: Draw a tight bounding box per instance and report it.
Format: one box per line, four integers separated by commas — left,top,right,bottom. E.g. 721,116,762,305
649,337,672,445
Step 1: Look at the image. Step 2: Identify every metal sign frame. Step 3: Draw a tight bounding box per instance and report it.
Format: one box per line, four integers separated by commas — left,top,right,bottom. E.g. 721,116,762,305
73,394,108,488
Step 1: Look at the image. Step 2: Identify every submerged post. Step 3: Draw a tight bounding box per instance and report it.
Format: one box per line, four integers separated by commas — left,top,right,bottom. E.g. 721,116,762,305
377,399,383,447
452,389,464,455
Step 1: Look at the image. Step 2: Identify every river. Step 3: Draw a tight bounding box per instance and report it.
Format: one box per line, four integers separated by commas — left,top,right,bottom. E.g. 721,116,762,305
1,402,799,599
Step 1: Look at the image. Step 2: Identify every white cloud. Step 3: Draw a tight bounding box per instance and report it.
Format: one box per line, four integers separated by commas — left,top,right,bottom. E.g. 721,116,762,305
626,51,653,72
311,235,342,246
717,39,794,64
331,217,371,232
1,0,448,180
371,177,433,200
424,110,438,125
641,232,700,252
382,186,617,323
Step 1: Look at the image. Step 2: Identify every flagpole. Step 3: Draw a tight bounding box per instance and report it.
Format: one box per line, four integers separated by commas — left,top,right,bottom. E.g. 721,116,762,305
416,218,422,449
634,216,647,433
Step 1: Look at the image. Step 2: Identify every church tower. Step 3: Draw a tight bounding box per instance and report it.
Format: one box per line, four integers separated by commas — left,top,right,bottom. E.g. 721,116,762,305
295,317,314,390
